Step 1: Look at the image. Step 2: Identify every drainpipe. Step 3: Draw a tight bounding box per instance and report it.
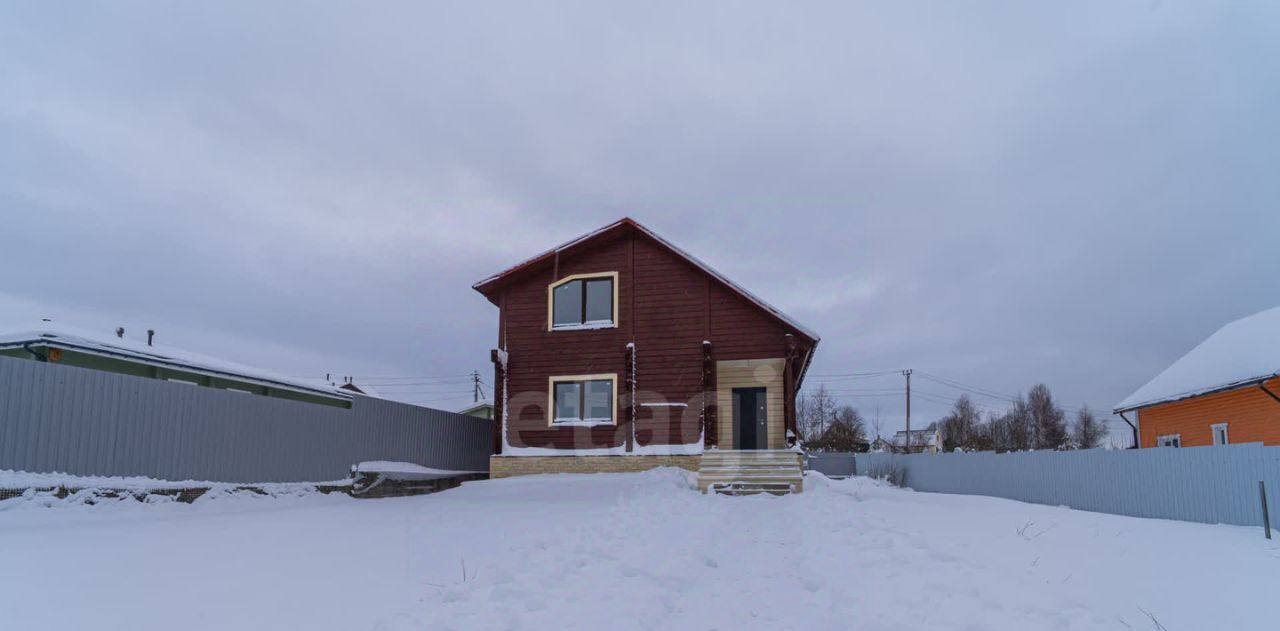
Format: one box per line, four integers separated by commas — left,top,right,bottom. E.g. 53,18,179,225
1259,382,1280,406
22,342,49,362
1117,411,1139,449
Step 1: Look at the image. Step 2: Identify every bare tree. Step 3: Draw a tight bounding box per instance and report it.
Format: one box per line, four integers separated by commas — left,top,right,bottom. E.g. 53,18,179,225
984,410,1014,452
798,384,838,441
1071,405,1107,449
1007,395,1033,451
939,394,981,451
1027,384,1069,450
870,405,885,442
809,405,868,452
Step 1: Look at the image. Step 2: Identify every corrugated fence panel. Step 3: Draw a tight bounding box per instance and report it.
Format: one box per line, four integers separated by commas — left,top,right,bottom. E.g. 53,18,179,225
806,453,857,477
0,355,492,483
855,445,1280,529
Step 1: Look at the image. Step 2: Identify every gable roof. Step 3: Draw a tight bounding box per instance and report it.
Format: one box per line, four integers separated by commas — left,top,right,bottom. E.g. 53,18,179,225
1114,305,1280,412
0,324,350,401
473,217,820,344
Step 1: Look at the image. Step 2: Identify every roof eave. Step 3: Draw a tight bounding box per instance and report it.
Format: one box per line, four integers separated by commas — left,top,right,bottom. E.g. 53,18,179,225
1113,373,1278,414
0,338,351,402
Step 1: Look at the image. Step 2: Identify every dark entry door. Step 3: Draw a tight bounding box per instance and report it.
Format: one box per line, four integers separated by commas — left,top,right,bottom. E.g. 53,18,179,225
732,387,768,450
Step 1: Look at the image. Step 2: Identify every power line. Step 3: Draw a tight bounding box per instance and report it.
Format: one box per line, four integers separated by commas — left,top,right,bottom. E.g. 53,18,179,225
361,378,475,386
916,372,1019,403
916,372,1098,415
366,389,475,396
816,392,906,398
288,373,475,381
807,370,1100,418
802,385,905,395
353,376,475,384
807,369,904,379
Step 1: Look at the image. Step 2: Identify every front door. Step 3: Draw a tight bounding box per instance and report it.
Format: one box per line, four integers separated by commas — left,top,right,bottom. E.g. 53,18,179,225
732,387,768,450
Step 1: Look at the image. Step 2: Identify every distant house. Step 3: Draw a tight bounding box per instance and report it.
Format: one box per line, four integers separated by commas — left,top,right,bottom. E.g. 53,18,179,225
870,436,893,452
0,325,351,408
1114,306,1280,448
458,399,494,420
474,218,819,492
890,428,941,453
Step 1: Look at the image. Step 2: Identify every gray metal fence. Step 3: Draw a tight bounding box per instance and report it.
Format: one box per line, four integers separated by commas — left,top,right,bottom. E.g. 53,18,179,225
856,446,1280,529
0,355,492,483
806,452,857,478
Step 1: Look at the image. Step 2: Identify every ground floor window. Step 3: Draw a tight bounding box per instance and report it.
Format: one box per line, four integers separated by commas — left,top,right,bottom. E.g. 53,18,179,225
548,374,616,426
1157,434,1181,448
1211,423,1229,446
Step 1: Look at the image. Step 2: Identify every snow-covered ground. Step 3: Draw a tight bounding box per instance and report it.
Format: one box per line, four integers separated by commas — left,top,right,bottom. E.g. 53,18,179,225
1,469,1276,630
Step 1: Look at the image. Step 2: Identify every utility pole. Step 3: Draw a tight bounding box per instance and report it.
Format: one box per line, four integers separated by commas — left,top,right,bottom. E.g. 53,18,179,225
903,369,913,453
472,371,482,403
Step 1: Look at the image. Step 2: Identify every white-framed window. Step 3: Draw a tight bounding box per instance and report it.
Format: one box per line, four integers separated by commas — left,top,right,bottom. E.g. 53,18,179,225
548,374,617,426
1157,434,1181,448
1211,423,1229,446
548,272,618,330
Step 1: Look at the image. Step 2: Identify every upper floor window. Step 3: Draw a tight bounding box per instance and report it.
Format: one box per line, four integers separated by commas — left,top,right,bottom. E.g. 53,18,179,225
548,272,618,330
1211,423,1229,446
1157,434,1181,448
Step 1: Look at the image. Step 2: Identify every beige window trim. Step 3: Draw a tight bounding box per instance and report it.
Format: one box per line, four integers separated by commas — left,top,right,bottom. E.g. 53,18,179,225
547,373,618,427
547,272,620,331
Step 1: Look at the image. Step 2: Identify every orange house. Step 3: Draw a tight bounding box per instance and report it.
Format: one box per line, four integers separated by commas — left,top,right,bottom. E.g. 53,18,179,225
1114,306,1280,448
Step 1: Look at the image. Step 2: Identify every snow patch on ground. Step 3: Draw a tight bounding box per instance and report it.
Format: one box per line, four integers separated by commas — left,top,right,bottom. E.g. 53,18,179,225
0,468,349,491
353,461,480,476
0,469,347,511
1,468,1275,630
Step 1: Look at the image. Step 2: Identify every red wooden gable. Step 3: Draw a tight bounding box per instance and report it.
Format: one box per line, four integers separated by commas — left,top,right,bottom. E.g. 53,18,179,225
473,217,820,346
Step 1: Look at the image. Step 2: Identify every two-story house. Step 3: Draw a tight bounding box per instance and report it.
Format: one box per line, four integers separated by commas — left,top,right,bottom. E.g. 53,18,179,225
473,218,819,492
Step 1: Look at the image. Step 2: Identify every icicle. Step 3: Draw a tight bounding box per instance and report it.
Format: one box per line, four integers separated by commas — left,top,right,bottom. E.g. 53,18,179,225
629,342,637,452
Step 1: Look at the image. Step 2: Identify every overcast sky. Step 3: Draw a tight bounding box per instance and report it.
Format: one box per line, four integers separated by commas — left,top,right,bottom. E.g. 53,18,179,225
2,2,1278,442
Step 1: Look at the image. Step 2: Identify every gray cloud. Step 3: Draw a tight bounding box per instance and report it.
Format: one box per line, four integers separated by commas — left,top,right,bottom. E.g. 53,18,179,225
3,1,1278,430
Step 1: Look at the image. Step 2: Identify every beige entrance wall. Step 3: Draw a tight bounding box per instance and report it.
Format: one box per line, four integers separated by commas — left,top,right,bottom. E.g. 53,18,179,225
715,358,785,450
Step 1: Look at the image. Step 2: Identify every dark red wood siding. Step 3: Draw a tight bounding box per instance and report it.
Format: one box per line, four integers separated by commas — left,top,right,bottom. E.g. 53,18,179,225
490,229,812,451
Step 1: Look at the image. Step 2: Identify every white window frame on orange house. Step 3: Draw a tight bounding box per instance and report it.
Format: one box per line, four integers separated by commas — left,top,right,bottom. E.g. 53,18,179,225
1211,423,1229,446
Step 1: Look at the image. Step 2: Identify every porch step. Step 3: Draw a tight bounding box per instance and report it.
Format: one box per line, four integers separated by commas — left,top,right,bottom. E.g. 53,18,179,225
697,450,803,495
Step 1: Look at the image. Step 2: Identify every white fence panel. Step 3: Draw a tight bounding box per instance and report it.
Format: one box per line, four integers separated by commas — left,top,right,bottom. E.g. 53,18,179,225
855,446,1280,529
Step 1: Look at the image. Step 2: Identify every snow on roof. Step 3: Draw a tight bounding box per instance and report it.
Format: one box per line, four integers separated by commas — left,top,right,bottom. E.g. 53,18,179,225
1115,306,1280,412
0,324,349,400
473,218,821,343
458,399,494,414
890,428,938,446
338,382,385,398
